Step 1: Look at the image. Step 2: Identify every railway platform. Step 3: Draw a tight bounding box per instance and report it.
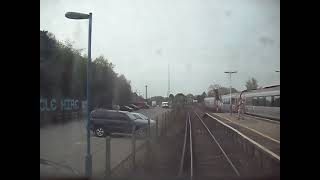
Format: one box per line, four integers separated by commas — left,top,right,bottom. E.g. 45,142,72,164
211,113,279,141
209,113,280,156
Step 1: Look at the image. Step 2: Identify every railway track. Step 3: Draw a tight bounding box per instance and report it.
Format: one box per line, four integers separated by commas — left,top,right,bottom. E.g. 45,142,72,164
178,109,280,180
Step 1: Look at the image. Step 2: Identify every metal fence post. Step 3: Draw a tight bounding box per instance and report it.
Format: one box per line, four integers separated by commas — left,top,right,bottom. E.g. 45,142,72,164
131,125,136,172
164,113,167,136
156,117,158,138
161,114,164,136
148,117,151,138
105,136,111,178
167,112,169,131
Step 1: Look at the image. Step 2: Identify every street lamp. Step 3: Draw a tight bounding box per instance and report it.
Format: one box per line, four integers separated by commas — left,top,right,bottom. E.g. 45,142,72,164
65,11,92,177
224,71,237,116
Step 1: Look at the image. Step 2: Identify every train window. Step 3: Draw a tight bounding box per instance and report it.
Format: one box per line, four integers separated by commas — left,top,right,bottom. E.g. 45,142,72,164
273,95,280,107
258,97,266,106
252,97,258,106
246,97,252,106
266,96,272,106
231,98,236,104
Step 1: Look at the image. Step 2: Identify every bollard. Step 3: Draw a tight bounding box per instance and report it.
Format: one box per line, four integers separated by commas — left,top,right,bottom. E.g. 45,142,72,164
105,136,111,179
131,126,136,172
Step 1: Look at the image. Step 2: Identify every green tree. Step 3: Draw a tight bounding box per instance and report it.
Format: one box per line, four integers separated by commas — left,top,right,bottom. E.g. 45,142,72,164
169,94,174,100
245,78,258,90
114,74,132,105
207,84,238,97
40,30,134,118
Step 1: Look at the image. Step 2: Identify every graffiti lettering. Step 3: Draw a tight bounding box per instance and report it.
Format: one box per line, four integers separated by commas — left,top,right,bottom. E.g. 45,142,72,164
40,98,81,112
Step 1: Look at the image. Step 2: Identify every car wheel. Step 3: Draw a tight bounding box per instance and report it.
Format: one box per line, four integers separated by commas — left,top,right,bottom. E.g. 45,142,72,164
94,127,105,137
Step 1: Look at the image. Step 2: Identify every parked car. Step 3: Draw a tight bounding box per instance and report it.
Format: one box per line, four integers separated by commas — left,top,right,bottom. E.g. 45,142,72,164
90,109,152,137
161,102,169,108
144,104,150,109
131,112,156,136
128,104,140,111
134,102,149,109
152,101,157,107
120,105,133,112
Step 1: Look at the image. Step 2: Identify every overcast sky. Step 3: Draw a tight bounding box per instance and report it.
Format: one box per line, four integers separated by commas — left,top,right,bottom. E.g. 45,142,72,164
40,0,280,97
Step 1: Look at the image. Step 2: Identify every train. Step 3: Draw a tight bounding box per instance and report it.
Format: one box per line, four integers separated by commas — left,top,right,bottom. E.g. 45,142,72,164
204,85,280,120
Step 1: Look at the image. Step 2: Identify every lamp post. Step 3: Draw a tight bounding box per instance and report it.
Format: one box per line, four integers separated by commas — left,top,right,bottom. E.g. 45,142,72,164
65,11,93,177
224,71,237,116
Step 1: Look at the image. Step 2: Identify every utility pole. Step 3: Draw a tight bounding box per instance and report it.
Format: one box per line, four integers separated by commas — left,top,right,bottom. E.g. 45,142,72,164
145,85,148,102
167,64,170,97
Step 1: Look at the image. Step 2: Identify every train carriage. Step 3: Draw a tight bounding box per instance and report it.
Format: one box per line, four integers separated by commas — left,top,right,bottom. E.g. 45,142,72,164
205,85,280,120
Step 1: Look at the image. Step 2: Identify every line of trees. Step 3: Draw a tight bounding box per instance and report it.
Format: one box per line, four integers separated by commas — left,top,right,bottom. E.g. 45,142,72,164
40,30,133,110
207,84,238,97
199,78,261,101
245,78,259,90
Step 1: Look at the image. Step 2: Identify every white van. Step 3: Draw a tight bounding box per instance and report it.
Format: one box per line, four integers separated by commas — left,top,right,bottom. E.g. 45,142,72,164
161,102,169,108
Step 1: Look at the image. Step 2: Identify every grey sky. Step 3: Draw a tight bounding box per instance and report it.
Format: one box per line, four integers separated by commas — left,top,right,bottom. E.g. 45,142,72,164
40,0,280,97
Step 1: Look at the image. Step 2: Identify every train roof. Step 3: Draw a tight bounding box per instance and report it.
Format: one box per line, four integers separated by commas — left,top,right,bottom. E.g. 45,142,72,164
220,85,280,98
247,85,280,94
205,85,280,100
263,84,280,89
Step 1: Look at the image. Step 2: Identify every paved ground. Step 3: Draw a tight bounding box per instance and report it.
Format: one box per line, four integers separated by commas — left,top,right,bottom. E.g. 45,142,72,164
40,106,170,177
209,112,280,157
213,113,280,141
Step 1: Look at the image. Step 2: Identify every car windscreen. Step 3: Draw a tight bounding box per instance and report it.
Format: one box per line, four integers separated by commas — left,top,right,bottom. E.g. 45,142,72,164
132,114,141,119
127,113,137,120
138,113,148,120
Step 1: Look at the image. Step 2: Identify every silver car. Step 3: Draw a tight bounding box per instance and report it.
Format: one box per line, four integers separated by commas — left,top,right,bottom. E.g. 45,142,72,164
131,112,156,125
